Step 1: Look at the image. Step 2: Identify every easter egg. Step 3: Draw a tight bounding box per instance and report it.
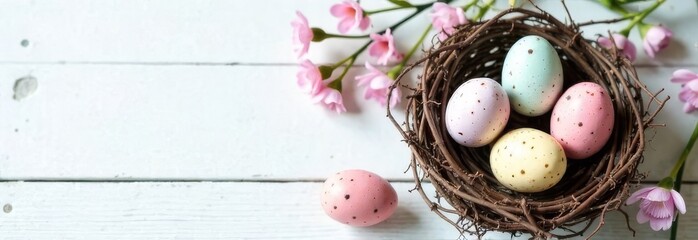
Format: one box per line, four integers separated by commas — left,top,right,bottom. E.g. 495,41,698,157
502,35,563,116
490,128,567,193
550,82,615,159
321,169,398,227
445,78,510,147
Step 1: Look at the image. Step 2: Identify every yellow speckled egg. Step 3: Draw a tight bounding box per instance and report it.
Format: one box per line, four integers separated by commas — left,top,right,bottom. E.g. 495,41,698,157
489,128,567,193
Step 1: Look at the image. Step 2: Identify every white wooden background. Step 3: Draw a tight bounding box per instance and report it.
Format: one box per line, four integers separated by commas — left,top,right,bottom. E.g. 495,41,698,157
0,0,697,239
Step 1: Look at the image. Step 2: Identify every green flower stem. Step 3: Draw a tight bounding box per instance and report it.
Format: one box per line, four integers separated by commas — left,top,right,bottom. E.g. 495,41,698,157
388,24,432,79
462,0,479,11
474,0,495,21
365,6,410,15
669,120,698,179
365,2,434,15
324,33,370,39
670,159,685,240
598,0,632,15
667,120,697,240
619,0,665,36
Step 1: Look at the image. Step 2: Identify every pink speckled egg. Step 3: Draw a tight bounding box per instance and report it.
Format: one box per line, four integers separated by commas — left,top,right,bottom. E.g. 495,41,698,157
550,82,614,159
445,78,510,147
321,169,398,227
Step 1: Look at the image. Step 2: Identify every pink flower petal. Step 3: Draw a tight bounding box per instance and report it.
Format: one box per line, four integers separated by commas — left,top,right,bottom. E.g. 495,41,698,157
337,17,355,34
636,210,651,224
626,187,655,205
671,69,698,83
644,39,656,58
358,15,371,31
388,87,401,108
291,11,313,59
645,187,671,202
330,4,346,17
597,37,613,49
684,102,697,113
686,80,698,92
649,216,673,231
641,200,673,219
671,190,687,214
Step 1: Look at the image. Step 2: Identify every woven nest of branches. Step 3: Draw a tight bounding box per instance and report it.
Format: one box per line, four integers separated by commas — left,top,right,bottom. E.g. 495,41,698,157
386,6,669,239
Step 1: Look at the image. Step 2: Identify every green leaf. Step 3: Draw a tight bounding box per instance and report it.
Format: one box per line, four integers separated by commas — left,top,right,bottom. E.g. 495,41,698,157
388,0,413,7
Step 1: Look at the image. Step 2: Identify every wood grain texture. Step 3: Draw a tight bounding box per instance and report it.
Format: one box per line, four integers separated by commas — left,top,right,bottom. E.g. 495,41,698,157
0,65,695,181
0,0,695,65
0,181,695,239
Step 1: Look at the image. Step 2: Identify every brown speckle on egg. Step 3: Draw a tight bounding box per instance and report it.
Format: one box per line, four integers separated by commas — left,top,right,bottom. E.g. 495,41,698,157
545,164,549,168
352,216,356,219
334,206,337,209
513,85,516,89
374,209,378,213
458,132,463,135
345,194,350,200
520,170,526,175
528,49,533,54
578,122,583,127
566,95,571,100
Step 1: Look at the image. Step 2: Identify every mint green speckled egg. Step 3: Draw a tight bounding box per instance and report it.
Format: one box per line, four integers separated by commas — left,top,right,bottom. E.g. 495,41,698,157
502,35,563,117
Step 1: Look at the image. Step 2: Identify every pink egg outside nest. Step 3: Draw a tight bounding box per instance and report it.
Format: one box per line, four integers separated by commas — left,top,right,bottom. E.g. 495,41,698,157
321,169,398,227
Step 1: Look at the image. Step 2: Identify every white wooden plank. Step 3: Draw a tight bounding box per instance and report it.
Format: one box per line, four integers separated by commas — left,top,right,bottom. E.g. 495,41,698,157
0,64,409,180
0,65,695,181
0,181,696,239
0,0,695,65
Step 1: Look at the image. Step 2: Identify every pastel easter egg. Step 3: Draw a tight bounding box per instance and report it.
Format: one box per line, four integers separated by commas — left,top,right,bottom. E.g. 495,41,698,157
550,82,615,159
502,35,563,116
490,128,567,193
445,78,511,147
321,169,398,227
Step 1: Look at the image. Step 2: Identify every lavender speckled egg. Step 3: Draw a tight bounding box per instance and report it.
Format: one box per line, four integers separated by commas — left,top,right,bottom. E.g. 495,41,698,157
321,169,397,227
502,35,563,116
550,82,614,159
490,128,567,193
445,78,510,147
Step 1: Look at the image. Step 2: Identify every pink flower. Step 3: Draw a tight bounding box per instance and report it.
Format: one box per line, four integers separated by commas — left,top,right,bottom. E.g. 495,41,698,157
291,11,313,59
368,29,403,65
312,85,347,113
671,69,698,113
291,11,313,58
626,186,686,231
643,25,673,58
296,60,324,96
430,2,467,41
330,0,370,34
355,62,401,108
598,34,637,62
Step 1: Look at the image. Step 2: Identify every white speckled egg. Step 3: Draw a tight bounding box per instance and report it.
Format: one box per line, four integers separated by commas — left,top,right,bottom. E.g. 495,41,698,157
445,78,510,147
321,169,397,227
490,128,567,193
502,35,563,116
551,82,614,159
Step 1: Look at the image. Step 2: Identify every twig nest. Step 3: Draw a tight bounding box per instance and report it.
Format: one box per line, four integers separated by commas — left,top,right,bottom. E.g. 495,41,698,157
386,7,666,239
